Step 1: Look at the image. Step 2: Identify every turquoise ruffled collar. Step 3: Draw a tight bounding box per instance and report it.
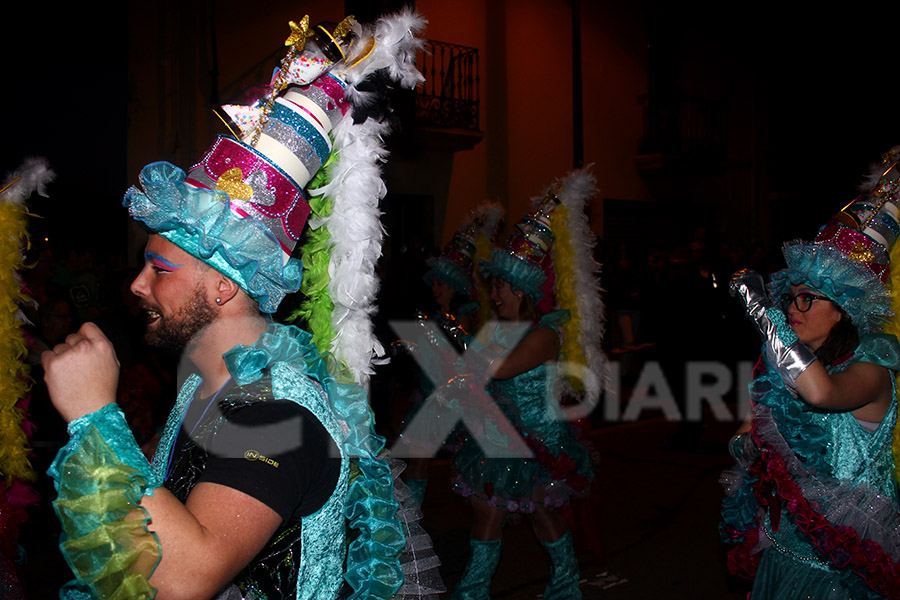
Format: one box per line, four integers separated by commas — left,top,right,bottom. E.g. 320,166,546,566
219,321,406,599
223,322,328,386
493,309,570,349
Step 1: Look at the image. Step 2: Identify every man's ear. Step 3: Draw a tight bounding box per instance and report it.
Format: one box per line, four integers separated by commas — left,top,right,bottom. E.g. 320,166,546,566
215,276,241,306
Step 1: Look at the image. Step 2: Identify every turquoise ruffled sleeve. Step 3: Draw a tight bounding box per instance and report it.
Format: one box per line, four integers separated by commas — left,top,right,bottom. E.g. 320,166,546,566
48,404,162,600
833,333,900,373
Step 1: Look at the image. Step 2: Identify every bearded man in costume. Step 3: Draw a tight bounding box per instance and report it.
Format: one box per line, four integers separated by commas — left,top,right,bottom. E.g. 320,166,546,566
41,10,444,600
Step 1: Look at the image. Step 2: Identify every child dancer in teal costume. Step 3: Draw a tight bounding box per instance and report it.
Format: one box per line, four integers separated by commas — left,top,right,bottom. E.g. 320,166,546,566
723,147,900,599
42,9,443,600
447,169,605,600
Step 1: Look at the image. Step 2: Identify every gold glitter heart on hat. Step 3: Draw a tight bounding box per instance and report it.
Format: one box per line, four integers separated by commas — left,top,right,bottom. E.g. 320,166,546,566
216,168,253,200
848,241,875,262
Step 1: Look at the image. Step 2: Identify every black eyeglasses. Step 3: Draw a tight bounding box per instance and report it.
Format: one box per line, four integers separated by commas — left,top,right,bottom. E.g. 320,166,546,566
781,292,830,313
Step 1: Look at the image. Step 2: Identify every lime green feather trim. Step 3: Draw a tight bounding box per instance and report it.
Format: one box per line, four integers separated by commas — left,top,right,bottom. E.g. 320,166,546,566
291,150,339,357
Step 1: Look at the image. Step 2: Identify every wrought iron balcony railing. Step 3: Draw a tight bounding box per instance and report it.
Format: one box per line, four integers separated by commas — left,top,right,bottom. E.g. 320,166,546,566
213,34,482,146
415,39,480,131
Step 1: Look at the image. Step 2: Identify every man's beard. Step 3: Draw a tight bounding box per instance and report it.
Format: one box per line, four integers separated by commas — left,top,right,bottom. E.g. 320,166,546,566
143,288,216,354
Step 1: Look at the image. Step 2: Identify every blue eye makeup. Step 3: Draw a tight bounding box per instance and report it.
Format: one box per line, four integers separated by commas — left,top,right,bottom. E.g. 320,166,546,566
145,251,183,271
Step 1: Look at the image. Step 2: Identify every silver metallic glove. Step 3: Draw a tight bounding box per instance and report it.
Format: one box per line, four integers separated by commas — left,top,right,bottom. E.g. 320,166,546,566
427,372,470,409
412,310,461,359
433,312,470,353
461,336,498,376
730,269,817,393
729,268,770,326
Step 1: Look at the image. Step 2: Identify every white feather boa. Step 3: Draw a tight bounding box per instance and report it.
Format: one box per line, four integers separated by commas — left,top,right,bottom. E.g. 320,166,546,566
473,199,504,240
1,157,54,206
314,9,426,385
859,145,900,193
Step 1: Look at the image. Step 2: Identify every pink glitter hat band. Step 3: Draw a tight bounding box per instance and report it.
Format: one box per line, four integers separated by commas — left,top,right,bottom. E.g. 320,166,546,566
814,224,889,284
185,136,311,260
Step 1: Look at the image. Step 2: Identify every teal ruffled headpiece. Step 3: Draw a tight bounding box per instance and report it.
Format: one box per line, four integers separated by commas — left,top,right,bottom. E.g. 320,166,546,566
769,240,890,334
480,188,560,303
124,161,302,314
480,248,546,302
424,255,473,296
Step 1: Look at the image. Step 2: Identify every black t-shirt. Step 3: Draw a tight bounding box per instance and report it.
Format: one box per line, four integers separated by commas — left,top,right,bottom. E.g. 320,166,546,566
169,388,340,522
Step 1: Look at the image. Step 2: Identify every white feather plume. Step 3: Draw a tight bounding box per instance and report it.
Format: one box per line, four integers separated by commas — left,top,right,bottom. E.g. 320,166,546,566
553,166,608,400
322,10,427,385
339,7,426,112
472,199,504,240
1,157,54,206
859,145,900,193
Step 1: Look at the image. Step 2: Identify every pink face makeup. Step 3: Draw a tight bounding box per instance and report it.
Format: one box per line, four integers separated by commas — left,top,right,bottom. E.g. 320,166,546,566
145,251,183,271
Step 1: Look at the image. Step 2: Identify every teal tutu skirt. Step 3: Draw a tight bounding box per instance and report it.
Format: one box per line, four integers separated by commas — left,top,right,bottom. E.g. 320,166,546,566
751,549,852,600
451,391,593,513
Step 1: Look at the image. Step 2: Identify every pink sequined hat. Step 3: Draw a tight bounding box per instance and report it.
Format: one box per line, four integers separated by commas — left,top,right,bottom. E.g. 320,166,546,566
185,18,356,265
771,146,900,332
124,16,360,312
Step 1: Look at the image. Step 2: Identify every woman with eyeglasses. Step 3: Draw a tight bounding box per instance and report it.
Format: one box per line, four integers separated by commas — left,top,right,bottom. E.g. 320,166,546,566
721,148,900,600
779,288,866,369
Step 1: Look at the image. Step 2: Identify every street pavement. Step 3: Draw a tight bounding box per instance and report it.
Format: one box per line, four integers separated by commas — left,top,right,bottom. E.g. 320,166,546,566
422,415,753,599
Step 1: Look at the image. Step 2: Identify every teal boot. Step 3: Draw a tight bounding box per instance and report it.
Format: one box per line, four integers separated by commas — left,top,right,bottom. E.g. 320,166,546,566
405,478,428,507
449,538,502,600
541,530,581,600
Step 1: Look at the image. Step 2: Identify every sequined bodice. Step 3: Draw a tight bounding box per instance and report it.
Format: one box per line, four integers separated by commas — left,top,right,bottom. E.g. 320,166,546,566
163,375,310,600
150,323,352,600
819,338,899,499
819,404,897,493
487,315,565,444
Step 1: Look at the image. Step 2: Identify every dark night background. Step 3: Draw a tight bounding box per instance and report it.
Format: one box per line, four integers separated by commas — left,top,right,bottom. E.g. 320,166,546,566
2,4,129,256
2,3,899,257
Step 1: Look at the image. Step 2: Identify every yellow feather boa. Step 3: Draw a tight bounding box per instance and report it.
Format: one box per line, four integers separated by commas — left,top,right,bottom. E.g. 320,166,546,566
884,239,900,487
549,204,586,392
0,201,34,485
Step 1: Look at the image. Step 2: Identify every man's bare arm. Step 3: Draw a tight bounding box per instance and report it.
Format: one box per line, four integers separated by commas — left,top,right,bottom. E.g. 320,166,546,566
142,483,282,600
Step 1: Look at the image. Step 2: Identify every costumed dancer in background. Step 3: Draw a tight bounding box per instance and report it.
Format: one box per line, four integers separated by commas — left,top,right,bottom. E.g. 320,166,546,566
447,169,605,600
424,201,504,335
398,201,504,507
42,10,442,600
722,146,900,599
0,159,52,599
